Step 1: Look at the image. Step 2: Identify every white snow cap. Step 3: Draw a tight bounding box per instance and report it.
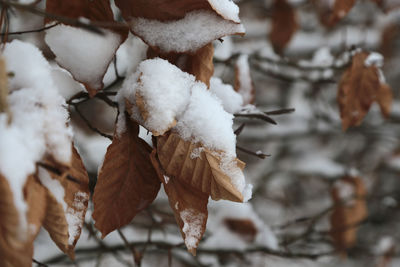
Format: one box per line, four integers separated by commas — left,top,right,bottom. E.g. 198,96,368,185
208,0,241,23
130,10,244,53
0,40,73,236
118,58,252,200
45,24,123,90
210,77,243,114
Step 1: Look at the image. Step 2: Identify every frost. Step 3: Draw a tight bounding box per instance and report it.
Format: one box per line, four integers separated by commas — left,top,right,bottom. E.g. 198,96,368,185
163,175,170,184
130,10,244,53
180,209,206,251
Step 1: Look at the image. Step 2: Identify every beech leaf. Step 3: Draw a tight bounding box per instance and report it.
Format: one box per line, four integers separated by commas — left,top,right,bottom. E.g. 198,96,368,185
157,132,245,202
337,52,392,130
329,0,356,26
147,43,215,87
45,0,128,96
92,115,160,237
150,150,208,255
269,0,298,54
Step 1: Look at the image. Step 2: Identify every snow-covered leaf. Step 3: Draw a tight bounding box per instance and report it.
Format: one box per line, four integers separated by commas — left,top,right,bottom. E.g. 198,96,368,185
45,0,128,96
150,150,208,255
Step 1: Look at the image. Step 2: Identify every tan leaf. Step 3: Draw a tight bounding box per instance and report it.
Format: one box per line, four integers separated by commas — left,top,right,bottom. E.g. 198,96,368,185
224,218,258,242
269,0,298,54
115,0,238,22
330,176,367,252
115,0,244,54
328,0,356,26
157,132,244,202
234,55,255,105
60,146,90,248
337,52,391,130
42,185,72,257
379,23,400,61
92,115,160,237
0,175,35,267
147,43,214,87
45,0,128,96
150,150,208,255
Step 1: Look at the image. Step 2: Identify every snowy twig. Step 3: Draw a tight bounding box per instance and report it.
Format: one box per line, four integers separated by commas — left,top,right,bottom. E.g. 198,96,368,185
0,22,59,36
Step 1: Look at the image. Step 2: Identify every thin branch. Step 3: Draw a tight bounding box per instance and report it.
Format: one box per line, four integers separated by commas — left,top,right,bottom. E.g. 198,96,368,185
0,22,59,36
236,145,270,159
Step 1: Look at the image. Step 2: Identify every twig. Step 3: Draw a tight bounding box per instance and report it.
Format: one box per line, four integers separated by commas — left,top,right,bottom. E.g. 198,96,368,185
236,145,270,159
33,259,49,267
0,22,59,36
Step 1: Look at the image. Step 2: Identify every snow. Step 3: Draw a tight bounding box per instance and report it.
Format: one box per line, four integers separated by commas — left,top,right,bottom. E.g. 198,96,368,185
130,10,245,53
214,37,233,60
208,0,241,23
209,77,243,113
132,58,193,135
118,58,252,201
38,168,67,211
0,40,72,236
235,54,254,105
45,24,123,90
180,209,206,251
365,52,384,67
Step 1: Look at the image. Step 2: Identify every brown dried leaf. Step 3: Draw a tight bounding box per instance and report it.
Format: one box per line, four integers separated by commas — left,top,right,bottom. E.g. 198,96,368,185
42,185,72,257
0,175,39,267
269,0,298,54
330,176,367,252
45,0,128,96
115,0,238,22
116,0,243,53
150,150,208,255
92,115,160,237
147,43,214,87
224,218,258,242
157,132,244,202
337,52,391,130
60,146,90,248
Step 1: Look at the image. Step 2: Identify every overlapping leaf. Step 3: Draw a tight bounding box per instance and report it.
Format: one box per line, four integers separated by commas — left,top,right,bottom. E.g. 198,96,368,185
150,150,208,255
157,132,245,202
92,115,160,237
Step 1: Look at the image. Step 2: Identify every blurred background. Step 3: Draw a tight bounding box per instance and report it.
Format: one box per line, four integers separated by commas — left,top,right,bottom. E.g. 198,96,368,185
8,0,400,266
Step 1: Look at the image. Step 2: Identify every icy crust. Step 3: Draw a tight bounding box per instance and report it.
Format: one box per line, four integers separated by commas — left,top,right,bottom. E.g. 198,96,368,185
118,58,252,201
45,24,123,90
130,10,245,53
209,77,243,113
0,40,72,236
